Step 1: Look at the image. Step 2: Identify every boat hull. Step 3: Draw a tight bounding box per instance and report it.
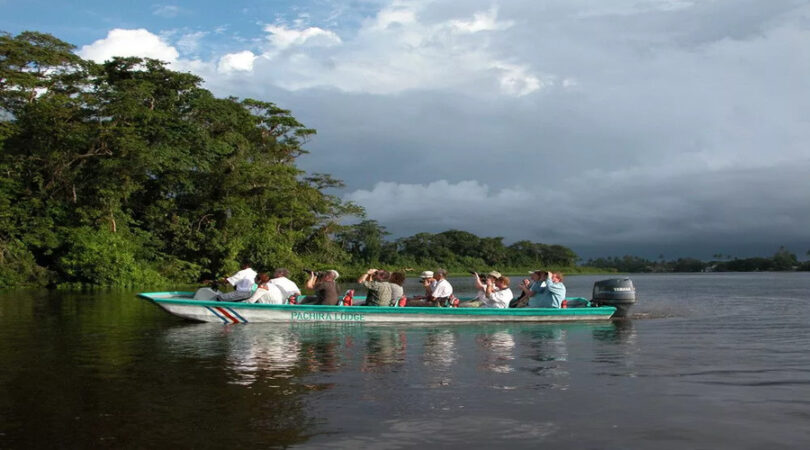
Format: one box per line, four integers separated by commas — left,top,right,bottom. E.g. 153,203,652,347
138,292,616,324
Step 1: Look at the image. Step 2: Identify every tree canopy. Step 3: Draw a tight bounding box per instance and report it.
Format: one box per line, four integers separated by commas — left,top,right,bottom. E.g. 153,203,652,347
0,31,361,287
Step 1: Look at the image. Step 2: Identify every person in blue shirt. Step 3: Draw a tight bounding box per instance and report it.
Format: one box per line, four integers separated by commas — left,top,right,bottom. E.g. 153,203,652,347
523,271,566,308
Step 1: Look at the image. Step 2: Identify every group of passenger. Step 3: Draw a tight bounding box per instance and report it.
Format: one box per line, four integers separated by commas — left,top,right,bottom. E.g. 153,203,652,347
202,264,568,309
196,265,302,304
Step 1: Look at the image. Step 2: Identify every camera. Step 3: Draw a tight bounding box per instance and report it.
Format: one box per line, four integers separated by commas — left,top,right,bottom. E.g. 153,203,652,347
303,268,323,277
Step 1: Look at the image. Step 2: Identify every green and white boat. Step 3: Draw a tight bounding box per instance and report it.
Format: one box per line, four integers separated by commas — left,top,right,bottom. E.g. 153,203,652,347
137,291,619,324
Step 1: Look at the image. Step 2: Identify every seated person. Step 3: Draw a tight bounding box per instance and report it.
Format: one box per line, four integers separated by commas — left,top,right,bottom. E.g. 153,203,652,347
403,270,435,306
358,269,393,306
461,275,513,308
300,270,340,305
428,269,453,307
269,268,301,300
246,273,284,304
389,272,406,305
470,271,501,302
215,263,258,302
512,270,545,308
420,270,436,296
524,271,566,308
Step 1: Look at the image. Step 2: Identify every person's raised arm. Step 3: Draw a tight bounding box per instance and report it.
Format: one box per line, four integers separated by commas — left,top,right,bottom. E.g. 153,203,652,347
358,269,376,283
305,272,317,289
472,272,485,290
485,278,495,298
519,278,532,294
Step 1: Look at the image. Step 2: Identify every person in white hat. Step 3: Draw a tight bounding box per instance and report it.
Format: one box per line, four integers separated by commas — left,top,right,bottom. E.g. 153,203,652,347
460,275,513,308
419,270,436,296
468,270,502,303
404,270,437,306
427,269,453,307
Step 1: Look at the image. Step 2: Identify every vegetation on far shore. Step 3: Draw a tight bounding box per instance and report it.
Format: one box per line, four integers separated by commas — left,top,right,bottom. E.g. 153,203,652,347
1,31,807,289
584,247,810,274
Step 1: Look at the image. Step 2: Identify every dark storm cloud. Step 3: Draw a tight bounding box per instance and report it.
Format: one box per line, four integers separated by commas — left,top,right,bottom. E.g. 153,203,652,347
187,0,810,258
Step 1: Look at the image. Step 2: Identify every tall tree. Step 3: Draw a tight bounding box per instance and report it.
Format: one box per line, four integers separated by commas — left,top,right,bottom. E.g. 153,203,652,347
0,31,361,286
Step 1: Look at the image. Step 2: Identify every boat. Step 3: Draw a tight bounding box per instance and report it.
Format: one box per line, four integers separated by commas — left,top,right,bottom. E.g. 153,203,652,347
136,291,618,324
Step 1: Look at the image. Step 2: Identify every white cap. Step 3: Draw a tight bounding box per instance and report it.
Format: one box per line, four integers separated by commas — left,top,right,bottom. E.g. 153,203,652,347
419,270,434,279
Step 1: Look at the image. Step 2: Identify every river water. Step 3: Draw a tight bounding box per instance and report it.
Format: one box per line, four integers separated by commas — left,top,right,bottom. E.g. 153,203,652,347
1,273,809,448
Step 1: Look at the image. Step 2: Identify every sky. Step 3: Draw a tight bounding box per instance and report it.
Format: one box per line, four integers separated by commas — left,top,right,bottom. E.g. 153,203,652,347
3,0,810,260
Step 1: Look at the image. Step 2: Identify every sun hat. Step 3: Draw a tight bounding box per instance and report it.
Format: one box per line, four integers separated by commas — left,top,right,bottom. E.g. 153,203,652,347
419,270,434,279
486,271,502,278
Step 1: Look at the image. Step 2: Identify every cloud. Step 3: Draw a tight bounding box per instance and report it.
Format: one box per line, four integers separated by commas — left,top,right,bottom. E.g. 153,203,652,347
78,28,179,63
217,50,257,73
344,157,810,258
263,24,342,53
174,31,207,55
243,3,544,96
153,4,182,19
448,7,513,33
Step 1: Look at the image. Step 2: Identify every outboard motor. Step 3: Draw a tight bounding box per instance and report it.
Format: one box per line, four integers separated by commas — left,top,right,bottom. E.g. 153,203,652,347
591,278,636,318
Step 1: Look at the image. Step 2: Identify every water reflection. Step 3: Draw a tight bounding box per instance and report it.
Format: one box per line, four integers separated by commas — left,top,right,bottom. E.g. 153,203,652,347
521,326,570,389
161,323,304,385
423,329,457,369
476,330,516,373
591,320,640,377
362,328,407,371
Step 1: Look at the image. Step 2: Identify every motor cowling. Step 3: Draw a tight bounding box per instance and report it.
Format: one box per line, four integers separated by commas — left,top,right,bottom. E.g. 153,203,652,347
591,278,636,318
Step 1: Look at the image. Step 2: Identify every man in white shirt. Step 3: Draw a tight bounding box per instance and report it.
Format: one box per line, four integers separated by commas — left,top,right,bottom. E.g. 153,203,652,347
246,273,284,304
269,268,301,302
216,263,257,302
429,269,453,307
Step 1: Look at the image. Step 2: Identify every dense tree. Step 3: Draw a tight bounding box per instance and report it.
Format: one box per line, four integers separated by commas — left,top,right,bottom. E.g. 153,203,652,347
0,31,360,286
771,246,798,271
335,220,389,265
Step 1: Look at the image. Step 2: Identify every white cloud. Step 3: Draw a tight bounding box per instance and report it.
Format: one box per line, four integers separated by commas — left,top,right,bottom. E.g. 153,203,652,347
448,7,513,33
237,4,544,96
263,24,342,53
493,62,544,97
78,29,179,63
217,50,257,73
175,31,207,55
370,5,418,30
153,4,182,19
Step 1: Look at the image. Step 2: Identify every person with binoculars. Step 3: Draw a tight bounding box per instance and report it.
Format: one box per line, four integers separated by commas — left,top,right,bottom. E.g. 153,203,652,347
357,268,393,306
459,271,513,308
519,270,566,308
300,269,340,305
